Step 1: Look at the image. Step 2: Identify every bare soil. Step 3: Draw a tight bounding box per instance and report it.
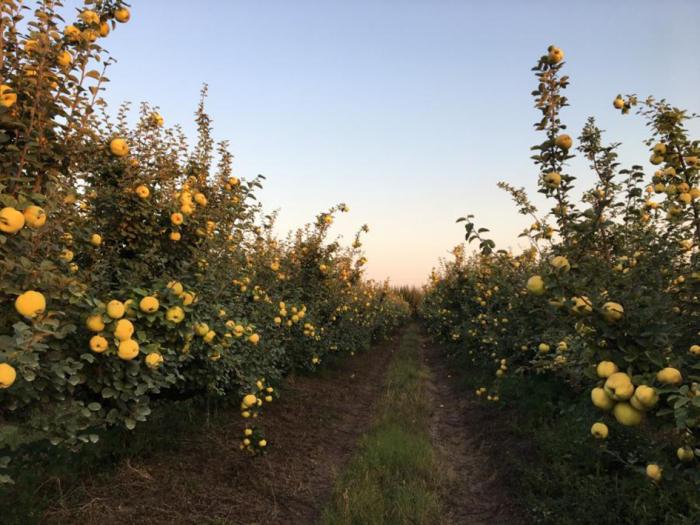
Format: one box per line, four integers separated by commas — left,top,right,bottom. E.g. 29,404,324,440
421,335,525,525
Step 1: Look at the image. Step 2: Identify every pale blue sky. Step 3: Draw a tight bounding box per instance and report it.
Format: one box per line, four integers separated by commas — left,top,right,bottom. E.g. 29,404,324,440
65,0,700,285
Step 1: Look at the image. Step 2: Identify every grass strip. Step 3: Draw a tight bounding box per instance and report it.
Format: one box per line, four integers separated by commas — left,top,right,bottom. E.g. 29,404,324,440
319,324,441,525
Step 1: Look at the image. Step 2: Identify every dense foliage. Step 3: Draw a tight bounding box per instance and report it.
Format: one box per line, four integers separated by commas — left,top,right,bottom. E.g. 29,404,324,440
0,0,409,483
423,44,700,490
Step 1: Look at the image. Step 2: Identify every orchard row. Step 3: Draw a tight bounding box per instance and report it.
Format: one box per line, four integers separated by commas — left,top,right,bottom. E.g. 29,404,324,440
0,0,409,481
423,46,700,485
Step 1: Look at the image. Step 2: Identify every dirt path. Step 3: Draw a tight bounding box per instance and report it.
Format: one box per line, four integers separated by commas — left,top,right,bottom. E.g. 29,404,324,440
43,328,522,525
44,335,398,525
421,334,523,525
